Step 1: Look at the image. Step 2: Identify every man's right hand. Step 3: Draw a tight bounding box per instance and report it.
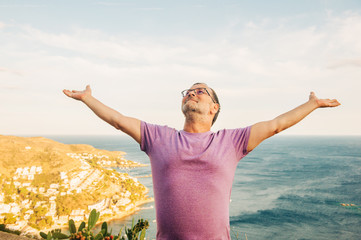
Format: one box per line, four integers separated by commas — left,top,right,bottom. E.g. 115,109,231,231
63,85,91,101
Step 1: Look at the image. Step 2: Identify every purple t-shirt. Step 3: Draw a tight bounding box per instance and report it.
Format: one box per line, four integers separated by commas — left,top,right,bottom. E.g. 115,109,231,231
140,121,251,240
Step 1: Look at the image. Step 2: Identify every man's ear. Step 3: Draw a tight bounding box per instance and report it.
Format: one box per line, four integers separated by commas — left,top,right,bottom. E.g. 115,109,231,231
211,103,220,114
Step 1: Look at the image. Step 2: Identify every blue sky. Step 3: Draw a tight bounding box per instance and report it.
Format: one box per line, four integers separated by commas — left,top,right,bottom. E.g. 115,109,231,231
1,0,360,135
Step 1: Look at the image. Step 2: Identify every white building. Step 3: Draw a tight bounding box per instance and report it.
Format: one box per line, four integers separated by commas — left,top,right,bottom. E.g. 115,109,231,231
30,166,36,174
13,181,21,187
101,209,113,215
10,204,21,214
47,188,57,195
47,202,57,217
22,167,29,175
70,178,81,188
21,199,31,209
34,201,46,208
117,198,131,206
88,199,107,212
70,209,85,222
15,168,23,175
36,166,42,174
60,172,68,180
0,204,11,214
57,215,69,225
50,183,59,189
25,209,34,215
6,223,24,231
22,225,39,236
125,203,135,211
124,191,131,198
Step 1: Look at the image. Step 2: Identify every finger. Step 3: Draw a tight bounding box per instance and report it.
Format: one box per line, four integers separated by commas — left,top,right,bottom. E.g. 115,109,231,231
309,91,316,100
327,99,340,107
63,89,72,97
332,99,341,106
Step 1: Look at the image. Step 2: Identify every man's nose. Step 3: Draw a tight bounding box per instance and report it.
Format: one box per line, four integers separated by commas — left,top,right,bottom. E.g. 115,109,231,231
188,90,196,97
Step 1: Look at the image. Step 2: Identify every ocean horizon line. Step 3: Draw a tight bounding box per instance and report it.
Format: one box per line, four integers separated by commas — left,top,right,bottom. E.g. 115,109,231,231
3,133,361,137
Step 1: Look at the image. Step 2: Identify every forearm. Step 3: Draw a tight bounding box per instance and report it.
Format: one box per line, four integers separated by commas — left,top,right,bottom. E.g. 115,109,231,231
247,92,339,152
82,95,125,130
273,99,319,134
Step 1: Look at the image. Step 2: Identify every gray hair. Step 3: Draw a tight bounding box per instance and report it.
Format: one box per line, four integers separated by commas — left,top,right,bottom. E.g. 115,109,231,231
192,83,220,126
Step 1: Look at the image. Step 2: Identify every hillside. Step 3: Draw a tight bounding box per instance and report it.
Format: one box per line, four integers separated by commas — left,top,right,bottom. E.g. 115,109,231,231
0,135,151,235
0,135,126,177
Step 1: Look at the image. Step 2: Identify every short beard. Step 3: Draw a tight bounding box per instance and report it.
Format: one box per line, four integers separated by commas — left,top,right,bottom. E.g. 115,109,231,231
182,101,205,122
182,103,198,115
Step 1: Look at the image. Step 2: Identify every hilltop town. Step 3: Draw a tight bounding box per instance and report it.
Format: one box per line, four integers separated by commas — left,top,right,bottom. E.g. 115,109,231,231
0,135,152,238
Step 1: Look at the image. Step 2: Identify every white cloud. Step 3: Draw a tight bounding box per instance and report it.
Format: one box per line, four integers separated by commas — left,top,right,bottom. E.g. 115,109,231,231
0,84,22,90
0,11,360,135
0,67,23,76
137,7,164,11
0,4,45,8
12,11,361,81
327,59,361,69
94,1,125,6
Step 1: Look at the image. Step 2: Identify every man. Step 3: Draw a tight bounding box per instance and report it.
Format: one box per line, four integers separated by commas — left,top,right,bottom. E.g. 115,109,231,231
63,83,340,239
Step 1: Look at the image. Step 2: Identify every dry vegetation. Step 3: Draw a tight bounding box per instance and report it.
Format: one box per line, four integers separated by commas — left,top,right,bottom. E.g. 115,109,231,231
0,135,126,177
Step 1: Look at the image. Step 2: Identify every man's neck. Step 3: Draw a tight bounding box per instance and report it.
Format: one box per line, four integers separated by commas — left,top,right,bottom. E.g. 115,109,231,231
183,121,212,133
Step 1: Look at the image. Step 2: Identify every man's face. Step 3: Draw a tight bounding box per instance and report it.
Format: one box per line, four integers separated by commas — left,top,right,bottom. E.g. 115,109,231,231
181,83,215,116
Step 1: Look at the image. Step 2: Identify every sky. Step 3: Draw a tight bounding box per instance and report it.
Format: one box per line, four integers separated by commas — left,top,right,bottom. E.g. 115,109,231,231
0,0,360,136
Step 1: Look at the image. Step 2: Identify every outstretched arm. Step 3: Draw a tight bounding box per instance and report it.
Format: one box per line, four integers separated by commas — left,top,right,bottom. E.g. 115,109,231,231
247,92,341,152
63,85,141,144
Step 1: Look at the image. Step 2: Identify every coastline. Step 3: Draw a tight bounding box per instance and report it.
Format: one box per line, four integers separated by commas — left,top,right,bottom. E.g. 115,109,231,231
98,198,154,225
97,197,154,224
0,135,154,239
37,197,154,238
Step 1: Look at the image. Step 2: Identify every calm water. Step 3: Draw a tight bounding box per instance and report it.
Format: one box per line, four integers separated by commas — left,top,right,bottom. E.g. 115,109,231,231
47,135,361,240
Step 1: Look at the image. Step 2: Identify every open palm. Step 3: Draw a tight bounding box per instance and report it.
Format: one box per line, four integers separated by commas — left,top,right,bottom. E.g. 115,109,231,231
63,85,91,101
309,92,341,108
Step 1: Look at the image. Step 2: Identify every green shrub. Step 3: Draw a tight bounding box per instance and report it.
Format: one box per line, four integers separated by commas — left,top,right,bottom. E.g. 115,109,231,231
40,209,149,240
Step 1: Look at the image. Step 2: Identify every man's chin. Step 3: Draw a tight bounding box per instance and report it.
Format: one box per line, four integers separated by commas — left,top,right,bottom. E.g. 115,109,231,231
182,104,198,114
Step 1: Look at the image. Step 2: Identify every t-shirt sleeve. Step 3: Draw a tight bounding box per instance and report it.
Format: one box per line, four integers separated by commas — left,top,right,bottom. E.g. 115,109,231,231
228,126,252,160
141,121,170,154
140,121,156,154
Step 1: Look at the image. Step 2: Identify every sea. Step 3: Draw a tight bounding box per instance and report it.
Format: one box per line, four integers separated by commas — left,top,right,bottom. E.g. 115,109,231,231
46,134,361,240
